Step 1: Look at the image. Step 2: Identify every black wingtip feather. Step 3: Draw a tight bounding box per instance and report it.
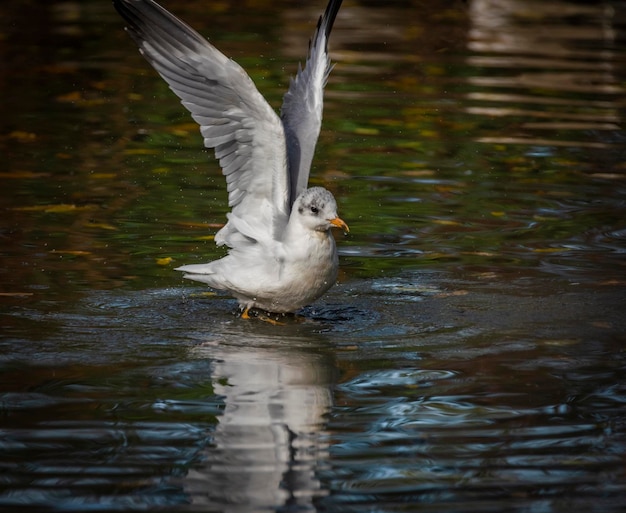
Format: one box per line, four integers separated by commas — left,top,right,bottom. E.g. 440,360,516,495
314,0,343,52
322,0,344,43
114,0,210,53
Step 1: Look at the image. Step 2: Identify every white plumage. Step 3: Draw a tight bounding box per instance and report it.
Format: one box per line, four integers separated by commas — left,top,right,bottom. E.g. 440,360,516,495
114,0,347,316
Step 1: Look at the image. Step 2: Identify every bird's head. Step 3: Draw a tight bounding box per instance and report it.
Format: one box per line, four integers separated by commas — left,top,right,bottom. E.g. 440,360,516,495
294,187,349,234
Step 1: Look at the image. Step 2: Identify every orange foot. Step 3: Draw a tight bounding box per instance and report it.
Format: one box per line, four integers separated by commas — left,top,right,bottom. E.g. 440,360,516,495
239,307,286,326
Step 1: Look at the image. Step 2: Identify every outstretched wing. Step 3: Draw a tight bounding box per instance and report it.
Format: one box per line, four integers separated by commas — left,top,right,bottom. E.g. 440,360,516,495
281,0,343,206
114,0,290,247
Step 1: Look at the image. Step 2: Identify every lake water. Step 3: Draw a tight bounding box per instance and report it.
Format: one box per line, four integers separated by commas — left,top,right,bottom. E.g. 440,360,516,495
1,0,625,511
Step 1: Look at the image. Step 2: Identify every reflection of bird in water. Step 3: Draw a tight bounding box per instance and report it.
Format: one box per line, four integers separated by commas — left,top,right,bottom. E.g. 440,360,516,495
185,335,334,510
114,0,347,320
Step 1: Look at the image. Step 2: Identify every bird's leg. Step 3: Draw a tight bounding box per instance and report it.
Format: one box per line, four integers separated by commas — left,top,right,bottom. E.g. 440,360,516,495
240,307,252,320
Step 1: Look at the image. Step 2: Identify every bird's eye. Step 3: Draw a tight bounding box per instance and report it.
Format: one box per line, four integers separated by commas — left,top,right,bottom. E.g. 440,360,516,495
310,206,319,215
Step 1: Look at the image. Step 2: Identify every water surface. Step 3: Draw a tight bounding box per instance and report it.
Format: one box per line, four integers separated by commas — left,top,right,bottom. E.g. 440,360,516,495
1,0,625,511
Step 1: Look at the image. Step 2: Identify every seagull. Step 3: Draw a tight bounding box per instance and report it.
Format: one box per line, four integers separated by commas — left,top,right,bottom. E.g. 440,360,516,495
114,0,347,319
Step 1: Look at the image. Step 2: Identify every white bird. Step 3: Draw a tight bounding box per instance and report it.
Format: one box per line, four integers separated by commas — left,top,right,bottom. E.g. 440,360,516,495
114,0,347,319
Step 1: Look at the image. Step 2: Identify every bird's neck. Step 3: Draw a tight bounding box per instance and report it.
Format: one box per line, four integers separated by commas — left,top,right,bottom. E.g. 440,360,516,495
282,214,328,248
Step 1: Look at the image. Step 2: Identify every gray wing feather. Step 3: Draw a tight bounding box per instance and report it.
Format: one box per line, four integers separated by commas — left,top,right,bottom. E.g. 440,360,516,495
281,0,343,205
114,0,290,246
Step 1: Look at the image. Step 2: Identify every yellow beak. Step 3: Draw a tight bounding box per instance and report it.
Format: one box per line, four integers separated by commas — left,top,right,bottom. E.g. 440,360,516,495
329,217,349,233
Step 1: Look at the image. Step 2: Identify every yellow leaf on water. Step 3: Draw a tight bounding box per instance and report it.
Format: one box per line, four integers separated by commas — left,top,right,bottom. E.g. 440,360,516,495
50,250,92,256
177,221,223,229
13,204,94,213
46,204,75,213
426,252,456,260
123,148,159,156
190,291,217,298
172,122,199,132
597,279,626,286
171,129,192,137
354,127,380,135
197,235,215,241
532,247,565,253
400,169,436,177
435,184,464,193
90,81,108,91
156,257,173,266
474,271,498,280
8,131,37,143
321,169,351,181
589,173,623,180
371,118,404,127
56,91,83,103
432,219,461,226
12,205,47,212
44,204,91,214
85,221,117,230
462,251,497,257
89,173,117,180
543,339,579,347
42,64,78,74
435,289,469,298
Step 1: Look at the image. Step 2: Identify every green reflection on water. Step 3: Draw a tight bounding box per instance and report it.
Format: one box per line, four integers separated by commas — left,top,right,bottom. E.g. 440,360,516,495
0,0,624,302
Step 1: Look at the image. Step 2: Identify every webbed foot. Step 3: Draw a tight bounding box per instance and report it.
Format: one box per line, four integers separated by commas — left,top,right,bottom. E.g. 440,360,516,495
238,307,300,325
